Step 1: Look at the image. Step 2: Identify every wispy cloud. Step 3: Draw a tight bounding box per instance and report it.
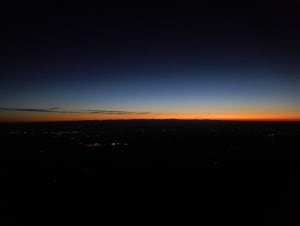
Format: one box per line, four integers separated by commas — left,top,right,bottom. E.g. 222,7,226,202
48,107,62,111
0,107,151,115
83,110,151,115
0,107,79,114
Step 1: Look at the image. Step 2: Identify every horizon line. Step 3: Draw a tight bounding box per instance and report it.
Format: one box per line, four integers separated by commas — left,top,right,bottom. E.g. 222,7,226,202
1,118,300,123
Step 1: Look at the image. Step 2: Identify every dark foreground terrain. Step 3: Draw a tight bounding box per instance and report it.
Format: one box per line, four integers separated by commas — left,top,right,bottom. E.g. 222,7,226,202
1,120,300,225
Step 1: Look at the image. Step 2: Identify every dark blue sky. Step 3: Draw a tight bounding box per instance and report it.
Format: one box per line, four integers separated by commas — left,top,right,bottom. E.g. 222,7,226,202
1,2,300,121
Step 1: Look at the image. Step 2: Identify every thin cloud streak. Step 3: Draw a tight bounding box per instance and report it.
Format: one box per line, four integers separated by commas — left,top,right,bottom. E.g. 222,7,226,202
84,110,151,115
0,107,151,115
0,108,79,114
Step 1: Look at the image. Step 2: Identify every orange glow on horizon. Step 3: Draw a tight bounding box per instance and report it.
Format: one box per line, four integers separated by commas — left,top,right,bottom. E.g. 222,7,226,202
1,111,300,122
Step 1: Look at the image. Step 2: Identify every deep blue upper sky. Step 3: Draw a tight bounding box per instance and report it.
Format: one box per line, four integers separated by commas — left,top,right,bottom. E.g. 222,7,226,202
1,2,300,121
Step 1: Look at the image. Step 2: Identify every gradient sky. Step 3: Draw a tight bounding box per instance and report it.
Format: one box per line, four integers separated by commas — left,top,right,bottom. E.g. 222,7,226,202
1,2,300,121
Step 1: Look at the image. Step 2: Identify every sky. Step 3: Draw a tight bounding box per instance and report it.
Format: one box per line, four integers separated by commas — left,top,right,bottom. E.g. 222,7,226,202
1,1,300,121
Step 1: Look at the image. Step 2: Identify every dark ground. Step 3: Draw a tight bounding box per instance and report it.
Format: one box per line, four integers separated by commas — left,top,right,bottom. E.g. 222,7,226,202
0,120,300,225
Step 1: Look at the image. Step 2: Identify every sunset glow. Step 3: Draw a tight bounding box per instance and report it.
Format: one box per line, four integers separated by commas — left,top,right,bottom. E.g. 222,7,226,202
1,4,300,123
1,110,300,122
